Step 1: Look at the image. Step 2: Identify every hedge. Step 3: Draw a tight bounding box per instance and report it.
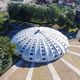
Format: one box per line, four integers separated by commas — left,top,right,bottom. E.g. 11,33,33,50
0,36,16,75
8,3,62,24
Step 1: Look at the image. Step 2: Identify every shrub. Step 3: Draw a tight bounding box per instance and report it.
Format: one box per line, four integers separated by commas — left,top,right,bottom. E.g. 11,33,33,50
0,36,16,75
0,17,5,31
57,15,67,27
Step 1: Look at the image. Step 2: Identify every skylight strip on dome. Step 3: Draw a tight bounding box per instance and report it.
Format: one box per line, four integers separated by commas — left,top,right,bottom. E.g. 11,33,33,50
49,37,65,54
28,40,36,62
39,31,65,54
42,36,49,61
39,31,59,55
19,38,31,52
39,39,47,62
53,35,69,48
45,38,58,60
34,39,41,62
21,39,34,61
51,36,68,50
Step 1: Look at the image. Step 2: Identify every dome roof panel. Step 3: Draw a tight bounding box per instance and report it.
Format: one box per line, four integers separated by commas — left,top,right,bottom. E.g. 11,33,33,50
11,27,69,62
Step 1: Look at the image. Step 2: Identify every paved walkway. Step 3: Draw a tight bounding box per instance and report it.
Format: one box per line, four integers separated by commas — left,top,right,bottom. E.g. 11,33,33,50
0,39,80,80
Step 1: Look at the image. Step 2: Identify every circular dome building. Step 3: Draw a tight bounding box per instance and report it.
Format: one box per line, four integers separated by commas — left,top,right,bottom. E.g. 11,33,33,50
11,27,69,62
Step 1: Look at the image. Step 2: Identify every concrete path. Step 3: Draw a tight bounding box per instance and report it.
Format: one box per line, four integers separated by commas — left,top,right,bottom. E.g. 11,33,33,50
26,63,35,80
61,58,80,76
48,63,61,80
0,59,23,80
1,40,80,80
68,50,80,57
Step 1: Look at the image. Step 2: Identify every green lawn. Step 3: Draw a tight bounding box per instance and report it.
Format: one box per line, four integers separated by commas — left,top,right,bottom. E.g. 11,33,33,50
0,11,8,18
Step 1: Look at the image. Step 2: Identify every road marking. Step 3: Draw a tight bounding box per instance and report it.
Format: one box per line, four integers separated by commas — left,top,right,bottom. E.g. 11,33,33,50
26,63,35,80
0,59,23,80
68,50,80,57
48,63,61,80
70,45,80,48
61,58,80,76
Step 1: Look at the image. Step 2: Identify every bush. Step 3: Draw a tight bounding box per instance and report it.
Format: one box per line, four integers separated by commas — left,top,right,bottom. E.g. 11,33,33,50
0,17,5,31
57,15,67,26
0,36,16,75
0,17,14,32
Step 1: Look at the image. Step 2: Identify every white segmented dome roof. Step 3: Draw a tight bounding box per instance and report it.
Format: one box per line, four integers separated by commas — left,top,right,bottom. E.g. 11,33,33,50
11,27,69,62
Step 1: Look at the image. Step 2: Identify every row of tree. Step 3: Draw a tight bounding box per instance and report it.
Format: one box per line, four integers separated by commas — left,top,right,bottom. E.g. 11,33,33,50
8,3,80,29
8,3,61,23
